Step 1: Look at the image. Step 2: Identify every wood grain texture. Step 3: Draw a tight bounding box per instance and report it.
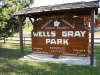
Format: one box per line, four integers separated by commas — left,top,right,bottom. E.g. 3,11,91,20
31,17,89,57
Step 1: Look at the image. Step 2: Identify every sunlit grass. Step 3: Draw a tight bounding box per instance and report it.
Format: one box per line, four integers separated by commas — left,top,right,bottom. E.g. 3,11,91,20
89,31,100,38
0,40,100,75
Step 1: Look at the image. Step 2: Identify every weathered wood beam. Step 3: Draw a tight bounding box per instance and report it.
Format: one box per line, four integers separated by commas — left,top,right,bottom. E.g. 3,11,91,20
19,16,24,58
90,9,95,66
29,17,34,26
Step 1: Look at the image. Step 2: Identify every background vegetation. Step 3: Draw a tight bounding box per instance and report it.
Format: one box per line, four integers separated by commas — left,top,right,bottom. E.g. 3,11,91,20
0,0,34,38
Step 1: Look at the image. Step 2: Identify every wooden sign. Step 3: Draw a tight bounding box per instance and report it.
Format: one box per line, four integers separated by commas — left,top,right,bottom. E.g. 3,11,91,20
31,16,89,57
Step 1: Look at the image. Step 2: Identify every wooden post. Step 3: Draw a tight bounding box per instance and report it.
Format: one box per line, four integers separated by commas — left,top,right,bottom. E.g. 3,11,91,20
19,16,24,58
90,9,95,65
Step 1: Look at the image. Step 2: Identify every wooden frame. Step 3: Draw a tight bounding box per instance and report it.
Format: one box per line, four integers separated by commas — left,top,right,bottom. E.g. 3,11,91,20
16,1,99,66
90,9,95,65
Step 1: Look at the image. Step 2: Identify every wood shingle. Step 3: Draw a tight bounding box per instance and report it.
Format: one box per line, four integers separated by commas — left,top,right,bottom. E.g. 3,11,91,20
14,1,100,16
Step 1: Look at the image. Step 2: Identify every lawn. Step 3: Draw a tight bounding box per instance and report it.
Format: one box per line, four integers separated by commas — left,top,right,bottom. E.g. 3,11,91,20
89,30,100,38
0,40,100,75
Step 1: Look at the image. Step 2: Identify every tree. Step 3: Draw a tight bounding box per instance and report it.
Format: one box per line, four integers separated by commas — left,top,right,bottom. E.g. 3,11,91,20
0,0,34,38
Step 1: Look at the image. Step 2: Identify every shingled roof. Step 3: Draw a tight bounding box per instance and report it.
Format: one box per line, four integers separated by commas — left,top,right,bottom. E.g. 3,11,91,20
14,1,100,16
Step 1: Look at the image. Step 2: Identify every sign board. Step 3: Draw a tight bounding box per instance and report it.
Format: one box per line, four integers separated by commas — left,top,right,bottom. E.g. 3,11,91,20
31,16,89,57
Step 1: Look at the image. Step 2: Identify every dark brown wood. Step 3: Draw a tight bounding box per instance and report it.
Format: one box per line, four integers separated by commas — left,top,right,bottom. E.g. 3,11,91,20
19,16,24,58
31,17,89,57
79,15,100,28
29,17,34,26
90,9,95,65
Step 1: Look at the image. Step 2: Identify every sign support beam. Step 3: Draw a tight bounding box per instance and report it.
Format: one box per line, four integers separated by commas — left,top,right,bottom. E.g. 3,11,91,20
19,16,24,58
29,17,34,26
90,9,95,65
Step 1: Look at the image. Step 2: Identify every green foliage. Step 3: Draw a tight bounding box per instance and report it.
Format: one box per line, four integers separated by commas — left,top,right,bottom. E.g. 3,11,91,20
0,0,34,37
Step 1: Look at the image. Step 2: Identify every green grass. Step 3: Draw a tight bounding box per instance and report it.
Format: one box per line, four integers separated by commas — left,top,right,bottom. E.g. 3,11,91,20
0,40,100,75
89,31,100,38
